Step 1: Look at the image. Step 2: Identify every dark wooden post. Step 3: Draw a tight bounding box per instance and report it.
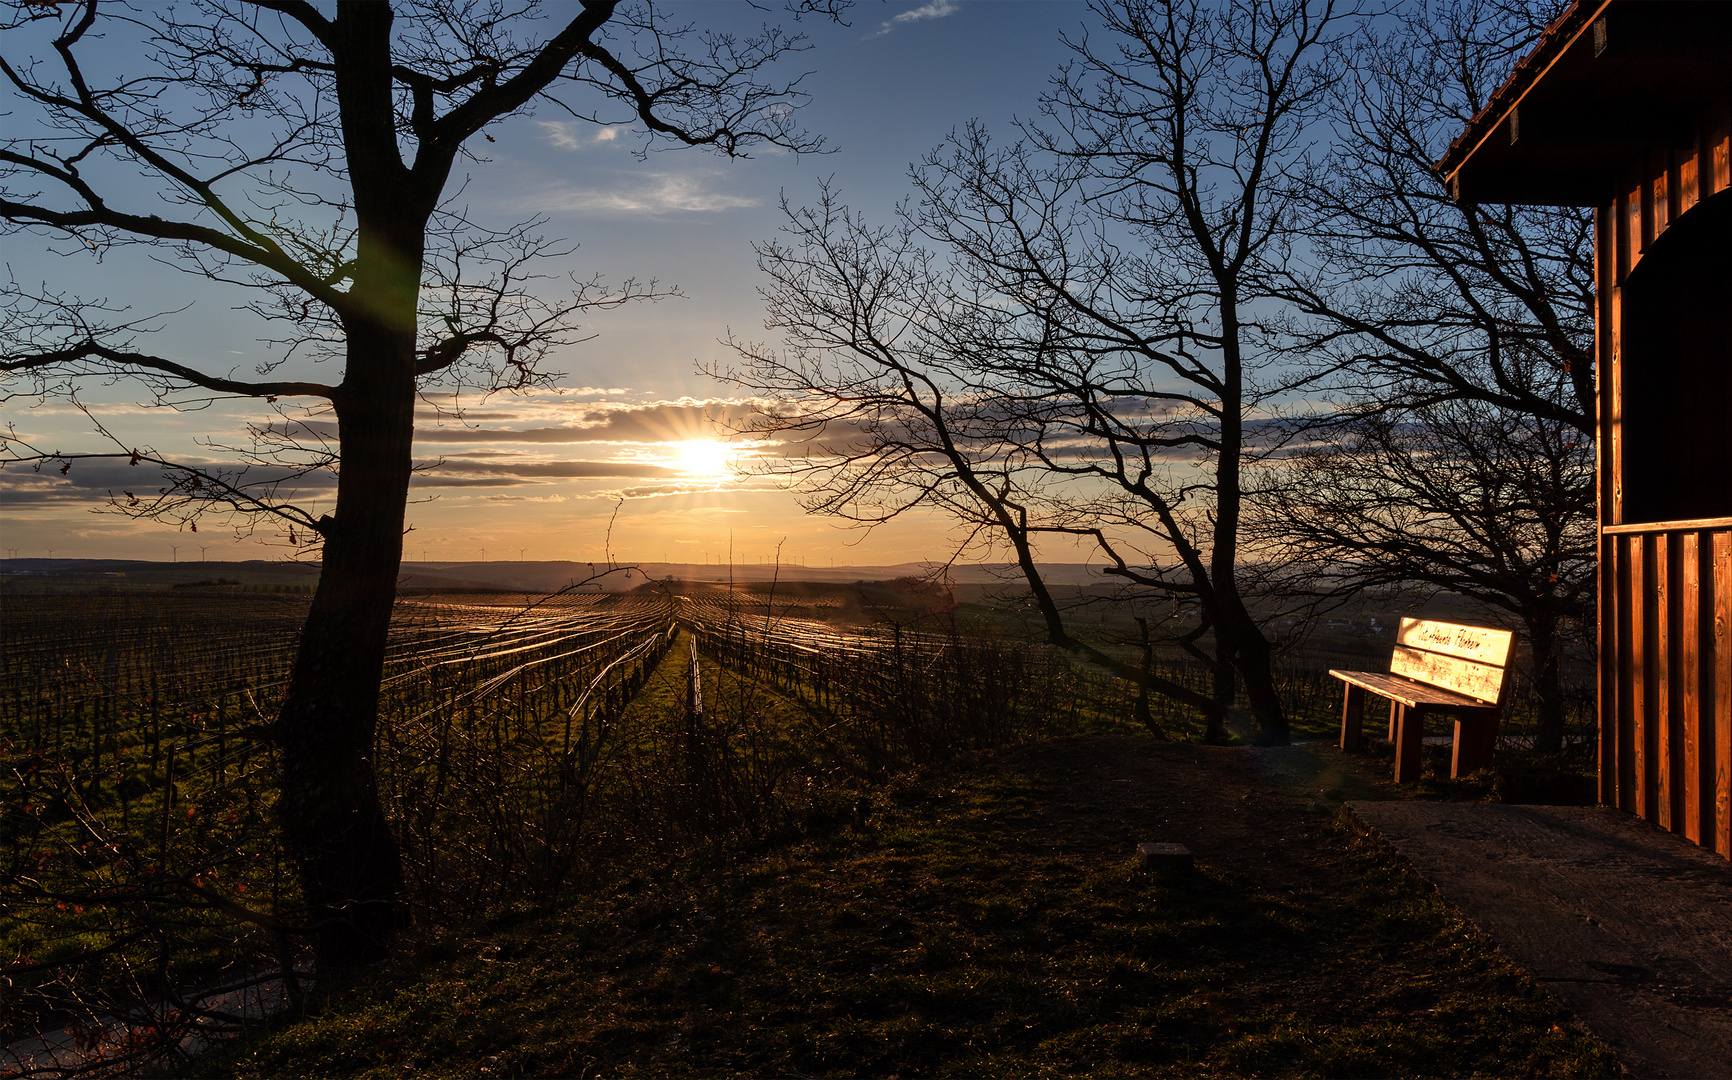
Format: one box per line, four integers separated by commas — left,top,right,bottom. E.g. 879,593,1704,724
1393,706,1424,783
1452,712,1500,776
1340,683,1366,751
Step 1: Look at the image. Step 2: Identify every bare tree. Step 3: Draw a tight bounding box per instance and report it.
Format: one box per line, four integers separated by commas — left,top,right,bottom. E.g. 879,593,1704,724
728,0,1353,743
1278,0,1591,435
1257,0,1595,752
1,0,838,969
1259,387,1594,750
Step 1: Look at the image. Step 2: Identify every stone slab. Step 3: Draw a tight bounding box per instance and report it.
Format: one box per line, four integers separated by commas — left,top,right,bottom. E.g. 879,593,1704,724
1136,842,1194,870
1346,801,1732,1079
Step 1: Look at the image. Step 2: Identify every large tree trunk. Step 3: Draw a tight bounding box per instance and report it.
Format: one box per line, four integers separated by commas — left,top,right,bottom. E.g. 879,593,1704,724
275,319,417,970
1526,609,1567,755
1225,617,1287,744
1204,638,1235,744
274,3,434,972
1210,328,1290,746
275,329,416,969
1132,616,1168,738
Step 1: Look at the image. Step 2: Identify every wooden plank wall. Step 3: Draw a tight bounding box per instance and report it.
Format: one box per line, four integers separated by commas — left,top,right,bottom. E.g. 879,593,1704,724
1597,93,1732,859
1602,528,1732,857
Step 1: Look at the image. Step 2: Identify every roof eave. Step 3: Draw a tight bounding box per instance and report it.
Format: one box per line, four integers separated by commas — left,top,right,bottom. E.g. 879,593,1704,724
1435,0,1610,189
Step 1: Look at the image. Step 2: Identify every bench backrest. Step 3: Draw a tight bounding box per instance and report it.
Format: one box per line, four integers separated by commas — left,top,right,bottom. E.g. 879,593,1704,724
1390,617,1517,705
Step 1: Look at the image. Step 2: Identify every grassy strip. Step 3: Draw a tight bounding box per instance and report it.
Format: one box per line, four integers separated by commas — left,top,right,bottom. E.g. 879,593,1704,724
195,740,1614,1079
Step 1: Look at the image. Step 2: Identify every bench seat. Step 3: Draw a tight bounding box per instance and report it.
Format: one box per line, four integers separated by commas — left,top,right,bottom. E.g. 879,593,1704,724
1327,670,1493,711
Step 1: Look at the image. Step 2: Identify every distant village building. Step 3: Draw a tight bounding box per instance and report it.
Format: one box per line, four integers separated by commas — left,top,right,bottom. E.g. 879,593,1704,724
1439,0,1731,858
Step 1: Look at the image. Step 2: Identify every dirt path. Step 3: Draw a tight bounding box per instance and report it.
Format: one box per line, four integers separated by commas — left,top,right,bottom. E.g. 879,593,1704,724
1348,799,1732,1079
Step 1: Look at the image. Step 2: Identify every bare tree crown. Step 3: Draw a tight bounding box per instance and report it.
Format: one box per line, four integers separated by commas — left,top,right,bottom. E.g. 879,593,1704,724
3,0,837,537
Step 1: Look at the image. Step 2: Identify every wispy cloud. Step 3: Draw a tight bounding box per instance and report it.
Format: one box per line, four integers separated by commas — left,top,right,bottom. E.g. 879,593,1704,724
603,479,785,501
411,396,871,465
535,121,628,150
526,173,760,216
415,398,761,444
0,457,337,505
423,460,680,480
0,450,686,505
867,0,961,38
535,121,584,150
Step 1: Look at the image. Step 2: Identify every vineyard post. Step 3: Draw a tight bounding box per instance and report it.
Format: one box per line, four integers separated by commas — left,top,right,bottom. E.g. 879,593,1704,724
216,698,227,795
149,677,161,769
118,720,131,833
44,672,56,754
159,743,176,869
687,635,704,724
85,692,98,803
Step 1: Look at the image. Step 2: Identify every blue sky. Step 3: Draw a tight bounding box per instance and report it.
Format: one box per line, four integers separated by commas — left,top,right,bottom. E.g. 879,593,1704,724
0,1,1092,565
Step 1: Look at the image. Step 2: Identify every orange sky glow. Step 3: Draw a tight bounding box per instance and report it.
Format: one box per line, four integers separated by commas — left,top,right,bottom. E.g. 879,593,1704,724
0,3,1088,567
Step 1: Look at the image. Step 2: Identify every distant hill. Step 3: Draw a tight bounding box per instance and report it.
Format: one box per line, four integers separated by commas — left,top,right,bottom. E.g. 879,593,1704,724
2,558,1117,594
0,558,321,593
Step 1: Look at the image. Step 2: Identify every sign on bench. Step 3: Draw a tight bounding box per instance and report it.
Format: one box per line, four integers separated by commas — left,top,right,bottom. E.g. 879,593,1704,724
1330,618,1516,783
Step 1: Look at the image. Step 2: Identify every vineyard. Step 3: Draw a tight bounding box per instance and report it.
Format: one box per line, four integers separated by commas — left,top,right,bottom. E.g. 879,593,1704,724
0,581,1097,1075
1,579,1595,1075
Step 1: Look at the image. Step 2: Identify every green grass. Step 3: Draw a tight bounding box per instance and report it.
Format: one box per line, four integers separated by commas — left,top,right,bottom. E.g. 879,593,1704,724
6,594,1605,1076
194,741,1616,1079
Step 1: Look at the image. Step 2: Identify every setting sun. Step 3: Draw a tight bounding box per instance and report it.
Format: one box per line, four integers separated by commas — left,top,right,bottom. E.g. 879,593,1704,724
672,439,731,477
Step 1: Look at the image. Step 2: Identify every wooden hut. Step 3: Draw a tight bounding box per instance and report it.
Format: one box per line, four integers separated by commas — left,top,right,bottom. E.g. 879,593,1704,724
1438,0,1731,859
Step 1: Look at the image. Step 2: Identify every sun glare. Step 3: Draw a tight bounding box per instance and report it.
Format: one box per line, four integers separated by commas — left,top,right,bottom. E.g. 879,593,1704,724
673,439,731,477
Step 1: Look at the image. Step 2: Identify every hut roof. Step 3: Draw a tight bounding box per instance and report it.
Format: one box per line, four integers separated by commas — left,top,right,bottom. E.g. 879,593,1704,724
1437,0,1732,206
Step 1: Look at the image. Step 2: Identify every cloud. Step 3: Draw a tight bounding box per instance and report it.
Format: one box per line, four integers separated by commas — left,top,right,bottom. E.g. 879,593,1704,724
868,0,961,38
409,397,885,470
405,457,691,491
414,388,631,415
602,479,787,501
424,460,681,480
413,410,523,423
534,121,583,150
893,0,961,24
416,398,764,444
526,173,760,216
0,457,338,505
0,452,684,507
535,121,629,150
411,476,535,487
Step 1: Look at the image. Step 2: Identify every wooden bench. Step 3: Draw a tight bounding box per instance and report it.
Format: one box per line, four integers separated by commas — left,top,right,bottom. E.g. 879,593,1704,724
1330,618,1516,783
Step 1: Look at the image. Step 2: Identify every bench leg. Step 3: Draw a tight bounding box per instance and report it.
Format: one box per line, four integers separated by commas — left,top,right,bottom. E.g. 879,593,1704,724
1339,683,1366,751
1388,699,1401,743
1451,711,1500,778
1393,705,1425,783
